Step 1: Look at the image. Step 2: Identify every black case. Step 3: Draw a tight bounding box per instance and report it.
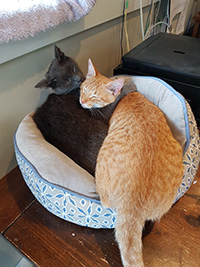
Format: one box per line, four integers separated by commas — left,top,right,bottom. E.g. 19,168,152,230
114,33,200,126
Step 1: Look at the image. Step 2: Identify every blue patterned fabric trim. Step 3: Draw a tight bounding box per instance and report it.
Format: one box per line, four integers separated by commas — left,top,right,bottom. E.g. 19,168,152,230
14,142,116,229
174,101,200,202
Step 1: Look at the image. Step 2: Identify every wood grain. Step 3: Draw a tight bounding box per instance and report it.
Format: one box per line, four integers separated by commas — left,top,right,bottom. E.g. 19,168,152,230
143,167,200,267
2,165,200,267
0,167,35,233
4,200,122,267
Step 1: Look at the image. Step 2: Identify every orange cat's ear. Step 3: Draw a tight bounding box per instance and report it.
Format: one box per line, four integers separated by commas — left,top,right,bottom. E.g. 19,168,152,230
86,59,98,78
106,78,124,96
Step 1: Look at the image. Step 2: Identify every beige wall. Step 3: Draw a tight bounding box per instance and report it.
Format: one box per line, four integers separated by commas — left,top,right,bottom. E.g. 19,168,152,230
0,6,148,179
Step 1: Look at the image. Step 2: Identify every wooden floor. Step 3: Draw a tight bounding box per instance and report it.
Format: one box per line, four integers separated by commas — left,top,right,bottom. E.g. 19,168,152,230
0,165,200,267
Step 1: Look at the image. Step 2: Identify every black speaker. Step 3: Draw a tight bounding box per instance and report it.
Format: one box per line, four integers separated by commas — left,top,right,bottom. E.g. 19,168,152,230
114,33,200,126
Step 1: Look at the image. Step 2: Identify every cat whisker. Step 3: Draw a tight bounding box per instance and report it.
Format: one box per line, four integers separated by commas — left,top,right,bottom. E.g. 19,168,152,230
88,108,96,118
91,108,107,121
90,108,100,119
104,104,114,112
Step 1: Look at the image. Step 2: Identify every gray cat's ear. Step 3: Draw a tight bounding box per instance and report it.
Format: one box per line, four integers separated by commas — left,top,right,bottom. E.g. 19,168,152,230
86,59,97,78
35,78,49,88
106,78,124,96
54,45,65,62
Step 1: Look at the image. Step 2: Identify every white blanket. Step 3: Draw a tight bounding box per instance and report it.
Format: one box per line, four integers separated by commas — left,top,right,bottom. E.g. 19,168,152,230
0,0,96,43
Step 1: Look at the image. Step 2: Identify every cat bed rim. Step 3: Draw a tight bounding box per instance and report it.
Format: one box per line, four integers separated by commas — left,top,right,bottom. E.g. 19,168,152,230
14,75,200,229
133,76,190,154
14,134,101,204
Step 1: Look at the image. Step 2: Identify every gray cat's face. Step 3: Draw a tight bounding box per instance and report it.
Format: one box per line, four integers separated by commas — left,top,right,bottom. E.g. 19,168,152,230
35,46,85,95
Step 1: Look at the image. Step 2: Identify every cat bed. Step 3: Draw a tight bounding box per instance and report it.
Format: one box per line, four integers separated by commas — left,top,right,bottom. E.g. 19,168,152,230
14,76,200,229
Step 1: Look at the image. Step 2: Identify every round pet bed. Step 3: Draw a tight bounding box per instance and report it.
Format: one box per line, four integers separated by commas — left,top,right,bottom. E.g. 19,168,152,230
14,76,200,229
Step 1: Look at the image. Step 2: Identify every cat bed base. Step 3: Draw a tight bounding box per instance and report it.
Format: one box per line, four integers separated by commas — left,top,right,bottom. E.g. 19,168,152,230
14,76,200,229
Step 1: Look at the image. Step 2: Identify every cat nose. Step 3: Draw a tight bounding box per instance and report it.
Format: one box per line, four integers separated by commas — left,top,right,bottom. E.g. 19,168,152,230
80,98,86,104
80,98,89,109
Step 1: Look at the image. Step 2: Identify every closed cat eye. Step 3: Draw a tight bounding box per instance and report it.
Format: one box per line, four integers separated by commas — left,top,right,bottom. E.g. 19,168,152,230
91,95,101,100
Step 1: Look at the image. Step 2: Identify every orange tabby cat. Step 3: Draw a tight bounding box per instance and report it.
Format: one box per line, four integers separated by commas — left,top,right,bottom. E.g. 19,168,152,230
80,60,183,267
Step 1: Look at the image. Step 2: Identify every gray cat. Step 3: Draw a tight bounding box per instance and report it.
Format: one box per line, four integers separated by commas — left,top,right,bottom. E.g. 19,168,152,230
33,46,134,176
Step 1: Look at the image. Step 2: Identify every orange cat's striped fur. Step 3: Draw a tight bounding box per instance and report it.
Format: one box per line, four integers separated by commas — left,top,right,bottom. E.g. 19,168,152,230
80,59,184,267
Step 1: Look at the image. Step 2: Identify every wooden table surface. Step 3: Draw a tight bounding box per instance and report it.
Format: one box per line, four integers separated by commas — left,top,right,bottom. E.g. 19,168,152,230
0,165,200,267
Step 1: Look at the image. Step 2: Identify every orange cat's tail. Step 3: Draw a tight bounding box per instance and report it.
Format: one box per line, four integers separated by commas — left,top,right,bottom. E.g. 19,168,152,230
115,206,145,267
